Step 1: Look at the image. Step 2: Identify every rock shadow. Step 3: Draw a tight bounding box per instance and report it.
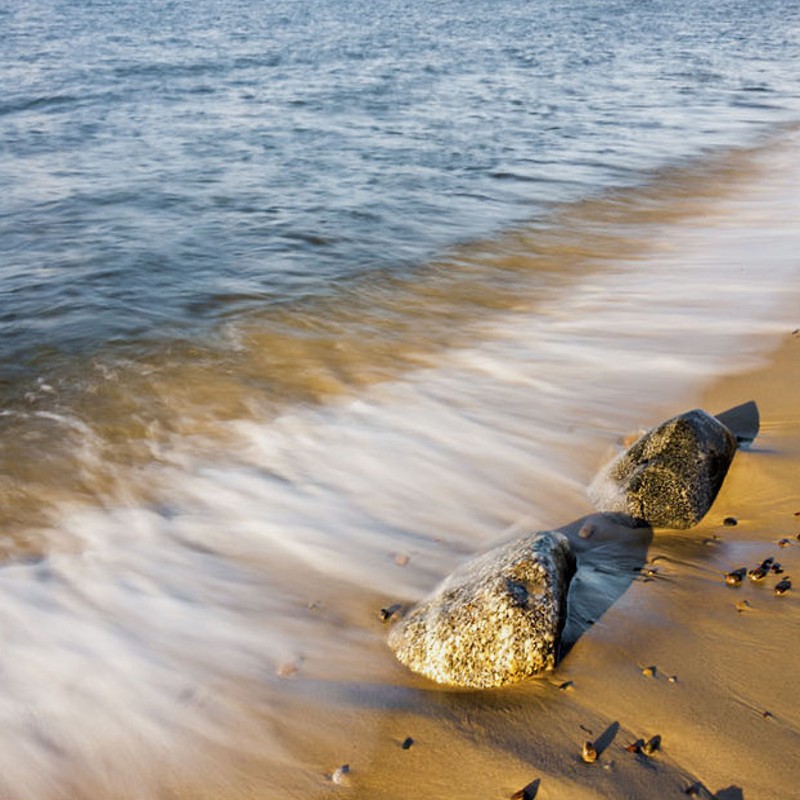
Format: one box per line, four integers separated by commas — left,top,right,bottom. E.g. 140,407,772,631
556,512,653,658
593,720,619,757
715,787,745,800
715,400,759,447
512,778,540,799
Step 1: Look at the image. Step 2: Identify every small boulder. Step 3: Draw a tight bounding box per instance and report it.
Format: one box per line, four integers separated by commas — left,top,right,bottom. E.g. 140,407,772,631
388,531,575,688
588,408,738,529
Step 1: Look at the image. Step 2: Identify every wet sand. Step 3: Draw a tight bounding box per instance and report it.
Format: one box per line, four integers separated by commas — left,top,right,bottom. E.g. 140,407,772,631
318,330,800,800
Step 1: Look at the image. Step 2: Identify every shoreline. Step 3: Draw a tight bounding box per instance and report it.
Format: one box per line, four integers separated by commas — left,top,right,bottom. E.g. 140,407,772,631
331,328,800,800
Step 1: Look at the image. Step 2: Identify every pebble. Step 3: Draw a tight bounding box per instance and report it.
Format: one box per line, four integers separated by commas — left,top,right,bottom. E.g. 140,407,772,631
330,764,350,785
748,567,768,582
581,741,598,763
642,735,661,756
725,568,746,586
558,680,575,692
775,577,792,596
641,566,658,578
736,599,752,612
276,660,299,678
401,736,414,750
394,553,410,567
668,675,678,684
641,666,656,678
578,522,595,539
778,538,791,548
379,603,402,622
723,516,738,527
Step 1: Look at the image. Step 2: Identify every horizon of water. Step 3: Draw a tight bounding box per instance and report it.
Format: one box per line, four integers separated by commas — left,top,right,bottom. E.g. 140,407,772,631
2,0,800,797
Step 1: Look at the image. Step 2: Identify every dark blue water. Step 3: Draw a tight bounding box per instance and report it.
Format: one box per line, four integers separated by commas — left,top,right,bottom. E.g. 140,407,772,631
2,0,799,376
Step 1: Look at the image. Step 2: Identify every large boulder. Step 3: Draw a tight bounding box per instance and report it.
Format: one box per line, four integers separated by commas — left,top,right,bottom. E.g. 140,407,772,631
388,531,576,688
588,408,738,529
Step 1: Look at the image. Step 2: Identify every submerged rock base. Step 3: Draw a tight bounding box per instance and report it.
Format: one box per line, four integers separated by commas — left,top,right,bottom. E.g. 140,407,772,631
388,531,576,688
588,408,738,529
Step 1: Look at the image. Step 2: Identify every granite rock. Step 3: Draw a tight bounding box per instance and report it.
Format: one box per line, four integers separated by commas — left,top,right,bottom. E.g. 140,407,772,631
588,408,738,529
388,531,575,688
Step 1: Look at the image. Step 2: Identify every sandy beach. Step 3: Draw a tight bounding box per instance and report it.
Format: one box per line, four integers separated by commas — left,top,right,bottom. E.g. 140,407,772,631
286,329,800,800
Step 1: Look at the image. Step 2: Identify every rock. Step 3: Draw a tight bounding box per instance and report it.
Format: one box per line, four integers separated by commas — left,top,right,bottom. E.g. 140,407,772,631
588,409,738,529
387,531,575,688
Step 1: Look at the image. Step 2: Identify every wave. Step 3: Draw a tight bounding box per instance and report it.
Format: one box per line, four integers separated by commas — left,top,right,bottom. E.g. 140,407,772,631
0,126,799,797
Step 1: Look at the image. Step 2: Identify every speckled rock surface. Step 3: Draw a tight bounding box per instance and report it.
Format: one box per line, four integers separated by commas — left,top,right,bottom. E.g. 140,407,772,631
588,408,737,529
388,531,576,688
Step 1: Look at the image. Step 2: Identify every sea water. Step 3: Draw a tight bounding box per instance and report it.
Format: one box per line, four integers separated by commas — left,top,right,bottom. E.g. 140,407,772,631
1,0,800,796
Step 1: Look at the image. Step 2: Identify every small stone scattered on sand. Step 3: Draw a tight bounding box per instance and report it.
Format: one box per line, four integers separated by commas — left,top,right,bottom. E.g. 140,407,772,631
276,660,300,678
581,741,598,763
578,522,595,539
330,764,350,785
736,599,752,612
401,736,414,750
558,680,575,692
723,516,738,527
379,603,402,622
642,735,661,756
641,666,656,678
393,553,410,567
725,568,746,586
748,566,768,582
775,577,791,596
778,538,792,547
668,675,678,684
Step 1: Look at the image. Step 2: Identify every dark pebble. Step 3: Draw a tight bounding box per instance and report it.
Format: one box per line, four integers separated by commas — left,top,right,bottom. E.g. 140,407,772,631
723,516,738,527
401,736,414,750
775,578,791,596
379,603,402,622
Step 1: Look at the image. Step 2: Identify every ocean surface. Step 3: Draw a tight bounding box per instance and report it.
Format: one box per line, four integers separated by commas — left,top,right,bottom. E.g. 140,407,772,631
2,0,800,797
